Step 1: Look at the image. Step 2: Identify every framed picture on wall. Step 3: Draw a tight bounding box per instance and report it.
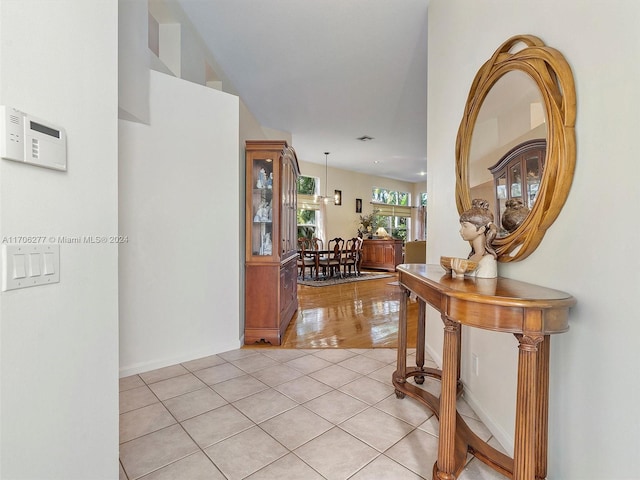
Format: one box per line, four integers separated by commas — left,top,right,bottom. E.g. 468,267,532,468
356,198,362,213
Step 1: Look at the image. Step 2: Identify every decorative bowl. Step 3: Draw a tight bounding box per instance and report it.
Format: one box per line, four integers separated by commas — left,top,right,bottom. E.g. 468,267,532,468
440,256,478,277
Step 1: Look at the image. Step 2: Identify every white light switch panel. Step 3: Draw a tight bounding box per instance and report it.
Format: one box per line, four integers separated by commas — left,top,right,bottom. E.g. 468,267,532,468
2,243,60,291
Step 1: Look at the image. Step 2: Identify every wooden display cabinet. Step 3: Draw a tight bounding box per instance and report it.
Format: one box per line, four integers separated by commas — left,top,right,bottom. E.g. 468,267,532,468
361,238,404,272
244,140,300,345
489,139,546,229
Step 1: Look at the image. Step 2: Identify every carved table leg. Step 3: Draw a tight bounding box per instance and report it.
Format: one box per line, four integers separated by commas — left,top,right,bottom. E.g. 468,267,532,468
535,336,550,480
456,323,462,384
415,299,426,384
435,315,461,479
513,333,544,480
394,287,410,398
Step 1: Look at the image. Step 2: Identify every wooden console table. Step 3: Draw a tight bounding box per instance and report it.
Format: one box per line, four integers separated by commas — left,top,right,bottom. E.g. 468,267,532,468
393,264,575,480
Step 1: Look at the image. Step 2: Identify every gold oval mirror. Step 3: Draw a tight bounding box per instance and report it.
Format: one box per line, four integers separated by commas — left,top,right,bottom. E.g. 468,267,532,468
455,35,576,262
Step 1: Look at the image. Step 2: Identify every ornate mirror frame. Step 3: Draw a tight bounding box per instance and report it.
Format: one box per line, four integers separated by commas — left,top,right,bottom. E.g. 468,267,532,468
455,35,576,262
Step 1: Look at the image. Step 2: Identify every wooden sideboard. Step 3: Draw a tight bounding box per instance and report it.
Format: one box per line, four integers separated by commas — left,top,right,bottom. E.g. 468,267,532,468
393,264,575,480
360,238,403,271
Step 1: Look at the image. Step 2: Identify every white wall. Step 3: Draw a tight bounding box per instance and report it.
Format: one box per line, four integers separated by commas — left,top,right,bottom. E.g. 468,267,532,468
119,71,240,376
427,1,640,478
0,1,119,478
118,0,150,123
121,0,291,345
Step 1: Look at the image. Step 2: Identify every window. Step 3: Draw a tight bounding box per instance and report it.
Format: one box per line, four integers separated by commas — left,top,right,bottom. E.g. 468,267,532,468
371,187,411,241
415,192,428,240
297,176,319,239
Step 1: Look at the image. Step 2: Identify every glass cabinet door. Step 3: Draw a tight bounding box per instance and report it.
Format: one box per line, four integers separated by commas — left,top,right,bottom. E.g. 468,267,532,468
509,162,523,201
279,152,297,259
489,139,546,233
495,172,507,224
250,157,275,256
525,153,542,208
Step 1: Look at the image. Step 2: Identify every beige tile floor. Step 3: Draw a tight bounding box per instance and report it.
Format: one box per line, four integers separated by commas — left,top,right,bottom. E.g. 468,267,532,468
119,348,509,480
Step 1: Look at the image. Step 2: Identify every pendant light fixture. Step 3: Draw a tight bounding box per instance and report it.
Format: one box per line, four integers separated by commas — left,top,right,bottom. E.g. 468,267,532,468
315,151,331,204
324,152,331,204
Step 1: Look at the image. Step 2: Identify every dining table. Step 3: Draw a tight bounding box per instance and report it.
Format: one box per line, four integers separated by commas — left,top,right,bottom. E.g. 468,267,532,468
297,248,362,280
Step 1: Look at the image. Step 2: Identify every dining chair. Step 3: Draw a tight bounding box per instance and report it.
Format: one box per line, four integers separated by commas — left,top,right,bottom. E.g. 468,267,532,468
296,237,314,279
311,237,323,254
354,236,364,276
303,237,324,279
319,237,344,278
341,237,361,277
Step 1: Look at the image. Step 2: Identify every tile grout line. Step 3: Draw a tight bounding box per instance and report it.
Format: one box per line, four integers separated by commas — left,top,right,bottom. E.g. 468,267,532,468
120,348,496,480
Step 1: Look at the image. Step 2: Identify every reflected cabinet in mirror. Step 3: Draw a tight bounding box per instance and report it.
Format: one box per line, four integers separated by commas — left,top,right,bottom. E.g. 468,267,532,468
489,138,546,235
456,35,576,261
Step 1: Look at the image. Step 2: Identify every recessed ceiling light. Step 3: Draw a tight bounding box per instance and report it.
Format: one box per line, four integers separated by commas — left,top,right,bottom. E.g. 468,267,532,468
357,135,374,141
374,160,380,164
419,171,426,176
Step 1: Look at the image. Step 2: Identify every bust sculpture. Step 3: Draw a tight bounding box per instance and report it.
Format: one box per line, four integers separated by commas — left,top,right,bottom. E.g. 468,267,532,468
455,198,498,278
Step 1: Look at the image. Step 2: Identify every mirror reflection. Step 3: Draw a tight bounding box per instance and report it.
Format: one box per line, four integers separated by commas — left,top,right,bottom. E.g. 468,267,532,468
456,34,576,262
468,71,546,237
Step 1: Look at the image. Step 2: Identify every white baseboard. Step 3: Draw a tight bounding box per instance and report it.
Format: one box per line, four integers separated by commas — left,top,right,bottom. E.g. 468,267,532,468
425,342,442,368
119,340,242,378
461,388,514,455
424,341,514,455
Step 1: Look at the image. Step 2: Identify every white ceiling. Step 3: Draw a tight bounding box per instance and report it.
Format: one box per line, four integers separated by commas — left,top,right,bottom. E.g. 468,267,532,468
176,0,429,183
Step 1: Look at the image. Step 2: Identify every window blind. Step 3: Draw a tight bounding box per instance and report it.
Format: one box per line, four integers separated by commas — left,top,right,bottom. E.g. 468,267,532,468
372,202,412,218
298,194,320,211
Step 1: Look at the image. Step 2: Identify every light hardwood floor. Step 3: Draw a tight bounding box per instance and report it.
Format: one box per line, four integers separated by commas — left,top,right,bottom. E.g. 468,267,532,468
280,272,418,349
